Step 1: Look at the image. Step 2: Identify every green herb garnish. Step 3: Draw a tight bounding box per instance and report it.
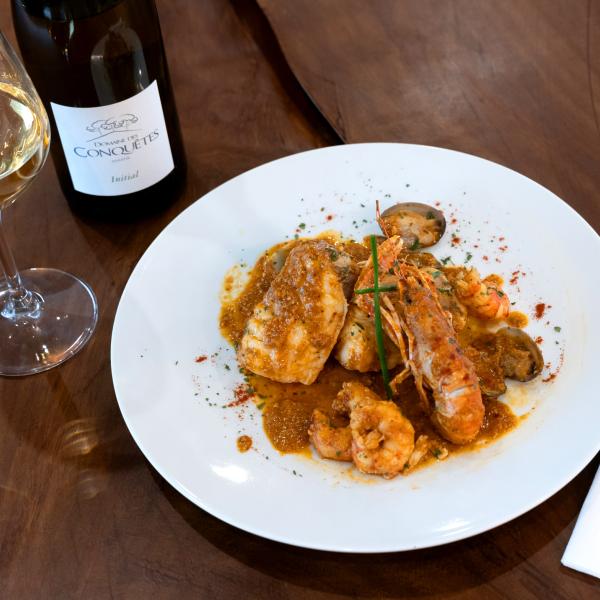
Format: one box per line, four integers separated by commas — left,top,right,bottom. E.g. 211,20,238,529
298,223,306,229
369,235,393,399
355,284,397,295
409,237,421,251
426,211,435,219
554,326,561,332
441,256,452,265
465,252,473,262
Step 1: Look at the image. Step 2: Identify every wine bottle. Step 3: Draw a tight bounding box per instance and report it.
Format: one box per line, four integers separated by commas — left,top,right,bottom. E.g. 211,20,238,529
11,0,186,219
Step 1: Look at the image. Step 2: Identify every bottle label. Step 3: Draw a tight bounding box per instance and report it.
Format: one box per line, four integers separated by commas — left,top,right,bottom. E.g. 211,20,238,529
50,81,174,196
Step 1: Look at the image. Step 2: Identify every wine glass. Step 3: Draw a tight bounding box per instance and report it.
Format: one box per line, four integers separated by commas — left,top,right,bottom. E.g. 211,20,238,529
0,32,97,376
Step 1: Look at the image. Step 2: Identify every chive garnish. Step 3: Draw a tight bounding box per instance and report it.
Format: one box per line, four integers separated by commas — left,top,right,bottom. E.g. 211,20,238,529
369,235,393,399
355,284,397,294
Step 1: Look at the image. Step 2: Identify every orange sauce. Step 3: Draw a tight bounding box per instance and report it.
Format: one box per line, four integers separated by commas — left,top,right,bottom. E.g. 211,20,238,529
220,238,518,470
506,311,529,328
236,435,253,453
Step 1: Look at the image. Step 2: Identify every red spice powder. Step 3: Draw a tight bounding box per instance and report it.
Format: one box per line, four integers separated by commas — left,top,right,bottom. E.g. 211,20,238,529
542,350,564,383
482,255,489,262
326,214,334,221
195,355,207,363
534,303,546,319
435,201,441,207
498,245,508,252
226,383,254,407
451,218,458,225
534,336,543,344
451,236,461,246
499,236,505,241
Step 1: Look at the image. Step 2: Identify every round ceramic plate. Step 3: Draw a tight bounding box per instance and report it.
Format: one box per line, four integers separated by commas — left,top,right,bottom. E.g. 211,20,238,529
111,144,600,552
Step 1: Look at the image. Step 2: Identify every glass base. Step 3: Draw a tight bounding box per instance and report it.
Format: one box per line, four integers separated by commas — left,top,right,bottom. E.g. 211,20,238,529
0,268,97,376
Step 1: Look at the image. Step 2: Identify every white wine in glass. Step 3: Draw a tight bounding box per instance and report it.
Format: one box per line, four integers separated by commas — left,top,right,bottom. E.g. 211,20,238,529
0,32,97,376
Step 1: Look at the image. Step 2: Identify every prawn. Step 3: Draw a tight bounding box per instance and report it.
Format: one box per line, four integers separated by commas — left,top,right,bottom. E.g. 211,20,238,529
308,409,352,461
355,237,484,444
337,382,415,478
443,266,509,320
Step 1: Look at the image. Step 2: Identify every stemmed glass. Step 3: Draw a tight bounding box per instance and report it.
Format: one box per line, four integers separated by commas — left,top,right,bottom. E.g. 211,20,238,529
0,32,97,376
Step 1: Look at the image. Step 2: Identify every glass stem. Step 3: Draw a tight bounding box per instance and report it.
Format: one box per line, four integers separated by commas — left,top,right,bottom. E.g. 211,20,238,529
0,209,39,319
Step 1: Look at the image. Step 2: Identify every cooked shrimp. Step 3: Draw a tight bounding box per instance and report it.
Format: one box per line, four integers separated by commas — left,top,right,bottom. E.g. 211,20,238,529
403,435,448,472
308,409,352,461
337,381,414,478
443,266,509,320
355,237,484,444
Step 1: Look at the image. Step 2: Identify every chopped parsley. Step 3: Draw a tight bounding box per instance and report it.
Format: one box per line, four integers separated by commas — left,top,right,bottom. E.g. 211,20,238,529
298,222,306,229
554,326,561,332
409,237,421,251
465,252,473,263
441,256,452,265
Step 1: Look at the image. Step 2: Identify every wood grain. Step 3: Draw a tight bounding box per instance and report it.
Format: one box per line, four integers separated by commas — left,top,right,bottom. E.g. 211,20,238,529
0,0,598,598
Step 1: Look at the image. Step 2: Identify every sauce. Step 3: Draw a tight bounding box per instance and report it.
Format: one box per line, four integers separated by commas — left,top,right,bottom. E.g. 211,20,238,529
220,237,519,470
247,364,515,466
506,311,528,328
236,435,253,453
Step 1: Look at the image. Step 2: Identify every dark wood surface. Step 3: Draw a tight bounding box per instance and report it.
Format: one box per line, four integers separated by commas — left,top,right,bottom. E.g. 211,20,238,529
0,0,598,598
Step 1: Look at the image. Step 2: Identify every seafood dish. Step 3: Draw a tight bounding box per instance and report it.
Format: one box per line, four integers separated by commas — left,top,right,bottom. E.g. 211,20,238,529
220,201,544,479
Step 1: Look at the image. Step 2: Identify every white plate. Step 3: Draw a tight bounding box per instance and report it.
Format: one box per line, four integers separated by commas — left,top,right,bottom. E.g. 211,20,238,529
111,143,600,552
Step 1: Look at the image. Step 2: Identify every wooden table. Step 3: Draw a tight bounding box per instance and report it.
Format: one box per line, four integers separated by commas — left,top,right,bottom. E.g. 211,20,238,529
1,1,598,597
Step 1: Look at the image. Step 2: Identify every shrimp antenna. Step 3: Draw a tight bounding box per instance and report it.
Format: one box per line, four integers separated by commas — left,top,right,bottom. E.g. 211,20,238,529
376,200,391,238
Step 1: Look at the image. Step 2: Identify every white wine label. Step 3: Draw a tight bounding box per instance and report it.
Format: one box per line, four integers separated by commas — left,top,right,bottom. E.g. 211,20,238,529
51,82,174,196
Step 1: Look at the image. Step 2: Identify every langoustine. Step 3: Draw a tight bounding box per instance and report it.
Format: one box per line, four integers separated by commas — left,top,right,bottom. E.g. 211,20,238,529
354,236,485,444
